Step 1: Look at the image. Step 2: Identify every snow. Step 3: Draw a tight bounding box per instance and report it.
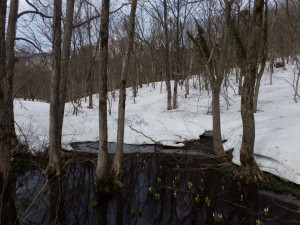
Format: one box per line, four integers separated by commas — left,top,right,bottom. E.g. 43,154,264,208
14,63,300,185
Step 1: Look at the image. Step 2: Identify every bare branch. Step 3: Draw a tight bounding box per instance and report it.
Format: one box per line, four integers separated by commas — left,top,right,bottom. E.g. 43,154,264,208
15,37,44,53
73,3,131,29
17,10,52,19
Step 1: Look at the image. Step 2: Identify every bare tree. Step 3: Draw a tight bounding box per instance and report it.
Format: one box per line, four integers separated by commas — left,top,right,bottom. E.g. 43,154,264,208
47,0,63,176
96,0,110,184
58,0,75,149
253,1,268,113
238,0,265,180
112,0,138,178
46,0,75,176
189,0,234,157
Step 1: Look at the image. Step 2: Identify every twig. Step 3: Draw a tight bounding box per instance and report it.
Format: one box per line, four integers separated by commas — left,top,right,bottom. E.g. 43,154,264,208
273,201,300,214
128,124,161,145
16,98,28,110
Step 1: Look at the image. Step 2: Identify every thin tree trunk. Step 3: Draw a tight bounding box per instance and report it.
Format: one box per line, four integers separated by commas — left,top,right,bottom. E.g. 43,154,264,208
87,10,94,109
173,79,178,109
253,2,268,113
113,0,138,177
96,0,110,184
6,0,18,152
185,47,194,96
47,0,62,176
163,0,172,110
58,0,75,149
238,68,243,95
269,54,274,85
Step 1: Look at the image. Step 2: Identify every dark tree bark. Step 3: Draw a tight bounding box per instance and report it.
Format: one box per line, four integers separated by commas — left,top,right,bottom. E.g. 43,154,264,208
6,0,18,152
0,1,18,224
113,0,138,177
96,0,110,184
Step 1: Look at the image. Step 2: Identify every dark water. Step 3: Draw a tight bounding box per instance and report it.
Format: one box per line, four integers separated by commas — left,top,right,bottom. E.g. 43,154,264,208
15,144,300,225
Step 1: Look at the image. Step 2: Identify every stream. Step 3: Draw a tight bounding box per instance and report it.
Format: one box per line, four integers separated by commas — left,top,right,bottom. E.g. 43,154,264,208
15,143,300,225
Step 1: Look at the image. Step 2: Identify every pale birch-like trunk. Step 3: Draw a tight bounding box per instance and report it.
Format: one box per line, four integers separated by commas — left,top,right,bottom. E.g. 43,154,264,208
96,0,110,184
113,0,138,177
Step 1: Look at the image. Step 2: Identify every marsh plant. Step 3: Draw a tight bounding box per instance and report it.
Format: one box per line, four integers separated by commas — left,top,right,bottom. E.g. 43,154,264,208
263,207,269,216
256,219,263,225
213,212,223,223
205,196,211,207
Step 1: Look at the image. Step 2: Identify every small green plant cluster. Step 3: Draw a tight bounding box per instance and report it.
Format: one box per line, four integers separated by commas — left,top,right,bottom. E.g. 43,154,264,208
131,206,142,217
213,212,223,223
148,186,160,201
263,207,269,216
205,196,211,207
256,219,262,225
195,194,201,203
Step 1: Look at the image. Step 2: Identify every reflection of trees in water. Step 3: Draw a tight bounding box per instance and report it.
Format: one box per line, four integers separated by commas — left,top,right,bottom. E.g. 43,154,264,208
63,160,95,224
15,153,300,225
16,170,49,224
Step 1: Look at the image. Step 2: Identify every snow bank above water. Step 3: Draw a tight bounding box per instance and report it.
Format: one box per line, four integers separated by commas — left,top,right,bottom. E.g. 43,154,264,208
14,64,300,184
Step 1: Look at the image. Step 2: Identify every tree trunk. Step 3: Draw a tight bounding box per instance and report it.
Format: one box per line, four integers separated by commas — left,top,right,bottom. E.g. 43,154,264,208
6,0,18,152
113,0,138,178
240,0,264,179
269,54,274,85
163,0,172,110
96,0,110,184
57,0,75,149
47,0,62,176
0,1,18,224
240,72,260,174
253,2,268,113
87,10,95,109
172,79,178,109
212,83,224,156
185,47,194,96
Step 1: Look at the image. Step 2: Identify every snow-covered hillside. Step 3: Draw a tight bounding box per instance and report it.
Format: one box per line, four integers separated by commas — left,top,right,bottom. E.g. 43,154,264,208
14,63,300,184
